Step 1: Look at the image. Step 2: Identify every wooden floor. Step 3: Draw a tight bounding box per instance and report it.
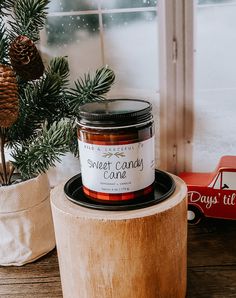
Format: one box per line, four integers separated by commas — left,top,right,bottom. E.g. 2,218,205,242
0,218,236,297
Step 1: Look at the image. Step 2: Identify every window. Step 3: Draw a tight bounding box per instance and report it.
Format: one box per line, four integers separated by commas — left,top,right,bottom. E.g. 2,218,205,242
40,0,194,173
212,171,236,190
221,171,236,190
40,0,161,165
192,0,236,172
212,172,221,189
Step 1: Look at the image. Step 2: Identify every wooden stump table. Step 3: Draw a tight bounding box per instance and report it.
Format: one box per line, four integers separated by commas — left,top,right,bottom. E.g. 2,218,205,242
51,175,187,298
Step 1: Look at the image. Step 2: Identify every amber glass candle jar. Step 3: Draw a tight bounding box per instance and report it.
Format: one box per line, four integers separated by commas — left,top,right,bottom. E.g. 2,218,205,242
77,99,155,203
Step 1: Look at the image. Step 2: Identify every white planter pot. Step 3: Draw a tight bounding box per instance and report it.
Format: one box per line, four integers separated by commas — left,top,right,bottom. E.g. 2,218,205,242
0,174,55,266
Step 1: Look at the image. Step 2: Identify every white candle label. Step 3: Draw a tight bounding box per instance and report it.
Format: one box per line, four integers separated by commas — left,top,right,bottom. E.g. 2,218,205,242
78,136,155,193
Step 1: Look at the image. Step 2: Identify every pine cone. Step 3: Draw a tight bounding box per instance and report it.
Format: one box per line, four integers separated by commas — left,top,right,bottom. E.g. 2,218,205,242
9,35,45,81
0,65,18,128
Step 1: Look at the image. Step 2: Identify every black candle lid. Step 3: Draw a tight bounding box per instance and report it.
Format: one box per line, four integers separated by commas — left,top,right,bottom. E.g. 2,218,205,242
77,99,153,127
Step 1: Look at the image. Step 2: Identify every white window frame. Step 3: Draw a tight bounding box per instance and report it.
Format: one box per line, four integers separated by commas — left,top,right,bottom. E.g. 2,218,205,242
159,0,194,173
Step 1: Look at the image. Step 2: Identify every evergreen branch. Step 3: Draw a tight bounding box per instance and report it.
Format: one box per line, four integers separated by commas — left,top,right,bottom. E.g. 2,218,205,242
93,67,116,94
35,57,71,122
10,120,73,180
69,66,115,114
0,19,9,64
67,120,79,157
8,0,49,41
0,0,14,16
47,56,70,86
6,83,43,144
6,56,71,144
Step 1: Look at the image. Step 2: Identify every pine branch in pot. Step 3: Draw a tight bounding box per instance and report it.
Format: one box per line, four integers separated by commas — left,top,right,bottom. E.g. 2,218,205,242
0,0,115,266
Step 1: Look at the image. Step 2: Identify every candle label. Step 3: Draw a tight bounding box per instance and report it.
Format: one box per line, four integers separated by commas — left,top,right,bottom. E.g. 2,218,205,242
78,136,155,193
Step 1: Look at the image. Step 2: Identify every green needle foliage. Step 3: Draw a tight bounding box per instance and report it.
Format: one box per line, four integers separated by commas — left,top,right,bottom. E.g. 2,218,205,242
0,20,9,64
6,56,71,144
0,0,14,16
11,121,74,180
69,67,115,113
8,0,50,41
4,61,114,183
0,0,115,185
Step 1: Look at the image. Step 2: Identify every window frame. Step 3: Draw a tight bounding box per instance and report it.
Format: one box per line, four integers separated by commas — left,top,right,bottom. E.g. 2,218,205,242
158,0,194,173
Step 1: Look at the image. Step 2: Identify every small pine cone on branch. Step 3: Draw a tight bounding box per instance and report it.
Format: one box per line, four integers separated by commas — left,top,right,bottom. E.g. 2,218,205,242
9,35,45,81
0,65,19,128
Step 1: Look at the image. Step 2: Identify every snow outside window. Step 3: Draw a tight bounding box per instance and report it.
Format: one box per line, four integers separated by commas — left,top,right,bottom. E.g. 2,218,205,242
193,0,236,171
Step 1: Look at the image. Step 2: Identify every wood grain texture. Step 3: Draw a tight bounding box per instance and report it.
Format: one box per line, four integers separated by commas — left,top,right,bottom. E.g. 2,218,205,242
51,175,187,298
187,219,236,298
0,249,62,297
0,219,236,297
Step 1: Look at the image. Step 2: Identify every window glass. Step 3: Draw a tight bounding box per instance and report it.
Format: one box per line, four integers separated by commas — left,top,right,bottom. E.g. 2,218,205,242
48,0,98,12
42,2,160,165
44,15,102,82
212,173,221,189
193,0,236,171
101,0,157,9
198,0,236,4
101,10,159,164
222,171,236,190
102,11,158,90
